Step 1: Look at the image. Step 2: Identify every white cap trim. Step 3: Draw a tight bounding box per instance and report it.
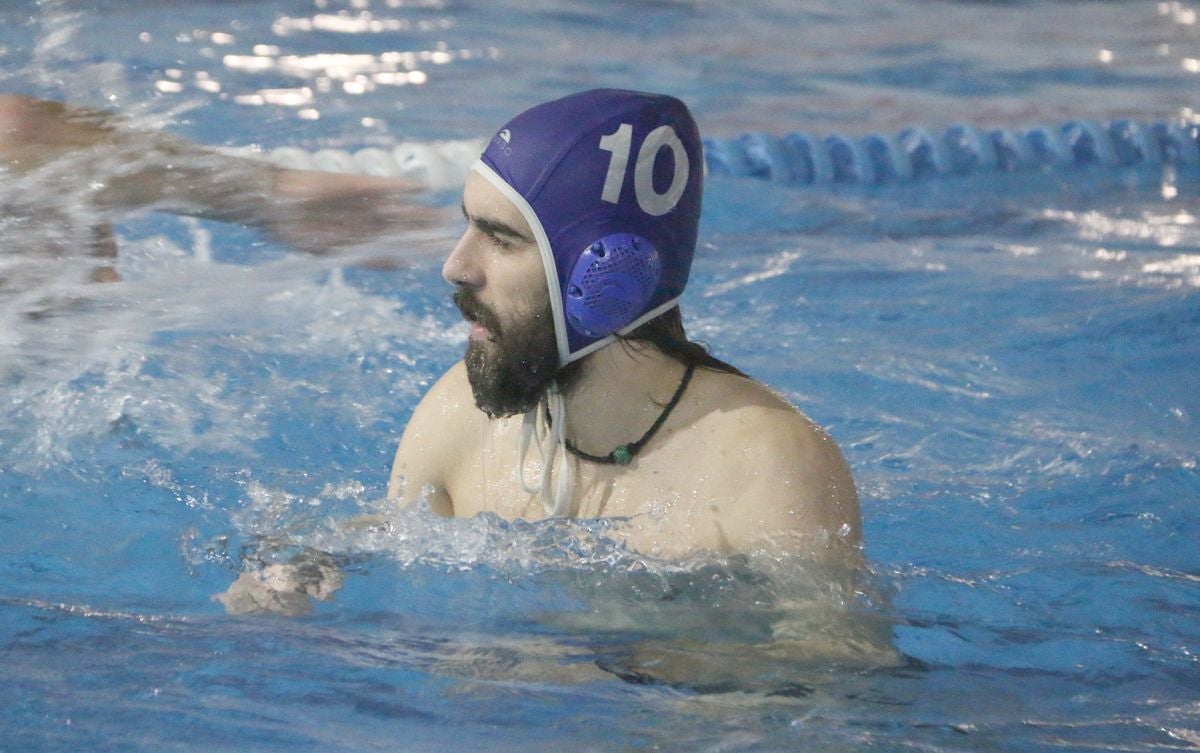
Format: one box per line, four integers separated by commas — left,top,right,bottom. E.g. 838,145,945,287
472,160,571,366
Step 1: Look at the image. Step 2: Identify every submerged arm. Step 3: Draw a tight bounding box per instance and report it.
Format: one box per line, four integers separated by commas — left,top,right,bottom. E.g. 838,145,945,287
215,361,472,616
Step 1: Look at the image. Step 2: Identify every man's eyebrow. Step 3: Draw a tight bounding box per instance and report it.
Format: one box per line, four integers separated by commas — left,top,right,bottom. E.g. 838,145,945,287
460,202,534,244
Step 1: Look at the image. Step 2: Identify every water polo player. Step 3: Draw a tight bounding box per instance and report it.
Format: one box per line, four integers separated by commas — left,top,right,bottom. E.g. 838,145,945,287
389,89,860,558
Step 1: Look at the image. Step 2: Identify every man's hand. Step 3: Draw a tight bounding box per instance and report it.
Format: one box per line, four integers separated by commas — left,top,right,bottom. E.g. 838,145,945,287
214,559,345,616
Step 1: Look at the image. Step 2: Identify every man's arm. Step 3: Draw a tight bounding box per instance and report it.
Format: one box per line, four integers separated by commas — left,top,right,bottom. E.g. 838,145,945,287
215,360,476,617
0,94,429,252
642,373,860,560
721,399,862,556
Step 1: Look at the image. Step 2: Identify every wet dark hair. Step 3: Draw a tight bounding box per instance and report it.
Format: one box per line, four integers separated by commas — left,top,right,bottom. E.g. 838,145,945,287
553,306,746,390
619,306,747,378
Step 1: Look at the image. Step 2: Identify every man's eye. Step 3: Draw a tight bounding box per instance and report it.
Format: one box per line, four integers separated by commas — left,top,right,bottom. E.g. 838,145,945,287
484,231,511,249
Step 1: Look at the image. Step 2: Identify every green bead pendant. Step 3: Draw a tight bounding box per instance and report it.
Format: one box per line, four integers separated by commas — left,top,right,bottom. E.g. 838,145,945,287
612,445,633,465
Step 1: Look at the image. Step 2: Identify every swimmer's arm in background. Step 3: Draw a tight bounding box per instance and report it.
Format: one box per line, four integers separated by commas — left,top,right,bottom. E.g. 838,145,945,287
388,361,478,518
0,94,430,253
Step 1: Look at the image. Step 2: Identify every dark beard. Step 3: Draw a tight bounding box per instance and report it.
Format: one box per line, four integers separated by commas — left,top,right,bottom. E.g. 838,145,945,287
454,287,560,418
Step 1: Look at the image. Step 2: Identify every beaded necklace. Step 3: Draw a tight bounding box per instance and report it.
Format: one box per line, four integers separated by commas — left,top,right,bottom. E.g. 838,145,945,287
559,360,696,466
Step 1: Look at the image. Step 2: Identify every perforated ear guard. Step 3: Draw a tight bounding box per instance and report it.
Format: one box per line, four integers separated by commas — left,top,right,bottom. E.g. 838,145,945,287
563,233,661,339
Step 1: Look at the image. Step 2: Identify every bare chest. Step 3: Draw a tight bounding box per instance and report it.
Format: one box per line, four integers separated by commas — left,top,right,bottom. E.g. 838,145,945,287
442,417,711,524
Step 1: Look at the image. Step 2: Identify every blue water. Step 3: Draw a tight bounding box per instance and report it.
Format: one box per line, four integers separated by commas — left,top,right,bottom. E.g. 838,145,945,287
1,1,1198,751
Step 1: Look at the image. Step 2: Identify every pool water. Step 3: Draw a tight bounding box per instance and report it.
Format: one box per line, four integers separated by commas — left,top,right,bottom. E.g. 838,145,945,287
1,1,1198,751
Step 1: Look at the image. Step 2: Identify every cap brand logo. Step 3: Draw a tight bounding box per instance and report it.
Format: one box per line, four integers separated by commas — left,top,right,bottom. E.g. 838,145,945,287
494,129,513,156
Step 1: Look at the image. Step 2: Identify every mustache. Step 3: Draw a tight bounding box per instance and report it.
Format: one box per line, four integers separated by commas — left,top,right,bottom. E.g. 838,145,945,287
452,287,503,337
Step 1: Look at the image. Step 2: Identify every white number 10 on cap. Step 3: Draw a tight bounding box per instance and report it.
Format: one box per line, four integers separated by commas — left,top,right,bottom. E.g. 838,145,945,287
598,123,690,217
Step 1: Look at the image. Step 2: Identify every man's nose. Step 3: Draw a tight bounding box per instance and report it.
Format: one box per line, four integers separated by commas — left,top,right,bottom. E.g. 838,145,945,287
442,231,485,287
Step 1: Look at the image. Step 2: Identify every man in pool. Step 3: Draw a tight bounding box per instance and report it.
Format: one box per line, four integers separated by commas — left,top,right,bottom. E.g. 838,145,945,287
0,90,859,574
387,89,860,560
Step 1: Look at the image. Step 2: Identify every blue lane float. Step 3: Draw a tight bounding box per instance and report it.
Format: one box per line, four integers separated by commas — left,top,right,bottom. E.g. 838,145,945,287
702,119,1199,184
249,118,1200,188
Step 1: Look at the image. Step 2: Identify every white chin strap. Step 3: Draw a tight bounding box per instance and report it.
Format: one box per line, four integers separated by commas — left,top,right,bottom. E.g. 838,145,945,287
518,381,572,518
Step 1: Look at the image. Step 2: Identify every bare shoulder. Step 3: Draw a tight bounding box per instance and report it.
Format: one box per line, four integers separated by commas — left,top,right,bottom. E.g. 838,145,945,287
679,368,861,553
402,361,477,438
417,360,475,412
388,361,480,510
684,368,835,455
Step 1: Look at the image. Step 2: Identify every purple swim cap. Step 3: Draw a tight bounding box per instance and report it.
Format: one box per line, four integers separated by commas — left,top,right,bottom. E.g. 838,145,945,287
476,89,704,365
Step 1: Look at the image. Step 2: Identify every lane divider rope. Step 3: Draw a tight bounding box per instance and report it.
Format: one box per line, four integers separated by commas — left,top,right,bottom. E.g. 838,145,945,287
238,118,1199,187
